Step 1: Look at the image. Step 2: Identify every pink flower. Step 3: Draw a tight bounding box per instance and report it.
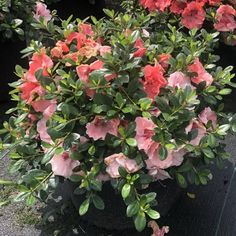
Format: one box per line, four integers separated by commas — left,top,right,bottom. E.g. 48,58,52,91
104,153,141,178
199,107,217,129
185,120,206,146
188,58,213,86
51,40,69,58
37,118,52,143
50,153,80,178
133,39,146,57
139,0,156,11
214,5,236,32
135,117,156,152
148,221,169,236
148,168,171,180
66,32,86,49
143,64,167,99
155,0,172,12
34,2,52,22
31,99,57,119
139,0,171,12
170,0,187,14
208,0,221,5
168,71,191,89
181,2,206,29
86,116,120,140
99,46,112,57
145,147,185,170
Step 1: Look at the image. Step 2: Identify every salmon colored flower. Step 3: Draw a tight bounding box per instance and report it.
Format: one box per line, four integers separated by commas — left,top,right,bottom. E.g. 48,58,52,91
140,0,171,11
214,5,236,32
181,2,206,29
133,39,146,57
86,116,120,140
188,58,213,86
51,41,69,58
158,53,171,71
79,23,94,36
66,32,86,49
104,153,141,178
143,64,167,99
208,0,221,5
170,0,187,14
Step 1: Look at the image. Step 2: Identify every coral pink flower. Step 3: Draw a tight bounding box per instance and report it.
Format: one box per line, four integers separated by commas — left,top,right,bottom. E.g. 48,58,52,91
66,32,86,49
135,117,156,152
170,0,187,14
214,5,236,32
86,116,120,140
20,81,44,103
50,153,80,178
31,99,57,119
26,49,53,82
145,147,185,170
104,153,141,178
168,71,191,89
51,40,69,58
158,53,171,71
185,120,206,146
139,0,156,11
181,2,206,29
34,2,52,22
208,0,221,5
76,60,104,83
140,0,171,11
188,58,213,86
143,64,167,99
79,23,94,36
199,107,217,129
133,39,146,57
37,118,52,143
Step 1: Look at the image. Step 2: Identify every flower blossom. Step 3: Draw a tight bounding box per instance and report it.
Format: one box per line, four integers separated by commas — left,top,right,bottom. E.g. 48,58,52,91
50,152,80,178
139,0,171,11
143,64,167,99
34,2,52,22
181,2,206,29
199,107,217,129
188,58,213,86
133,39,146,57
104,153,141,178
170,0,187,14
86,116,120,140
214,5,236,32
168,71,192,89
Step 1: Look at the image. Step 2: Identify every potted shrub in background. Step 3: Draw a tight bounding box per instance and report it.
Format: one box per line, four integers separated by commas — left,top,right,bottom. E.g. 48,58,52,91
0,0,236,234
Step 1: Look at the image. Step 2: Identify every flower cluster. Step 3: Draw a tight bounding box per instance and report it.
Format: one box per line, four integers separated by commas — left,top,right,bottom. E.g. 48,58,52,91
139,0,236,45
1,1,236,233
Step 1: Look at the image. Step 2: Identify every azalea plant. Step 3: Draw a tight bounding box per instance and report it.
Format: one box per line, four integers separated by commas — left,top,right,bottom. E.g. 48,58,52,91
1,0,236,234
0,0,54,41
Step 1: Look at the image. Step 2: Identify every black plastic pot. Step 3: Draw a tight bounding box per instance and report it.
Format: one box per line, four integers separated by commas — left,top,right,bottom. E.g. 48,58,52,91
69,180,182,230
0,40,27,102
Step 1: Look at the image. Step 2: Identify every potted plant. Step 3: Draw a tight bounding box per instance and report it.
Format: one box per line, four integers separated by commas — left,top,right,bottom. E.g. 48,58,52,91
1,0,236,234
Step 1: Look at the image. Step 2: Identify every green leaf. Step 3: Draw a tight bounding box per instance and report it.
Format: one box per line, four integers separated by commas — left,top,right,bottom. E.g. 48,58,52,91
92,195,105,210
127,201,139,217
26,194,36,206
202,148,215,159
208,134,216,147
0,200,10,207
122,184,131,199
217,124,230,135
146,209,160,219
134,212,147,232
145,192,157,203
176,173,187,188
159,146,168,160
79,198,90,216
126,138,137,147
219,88,232,95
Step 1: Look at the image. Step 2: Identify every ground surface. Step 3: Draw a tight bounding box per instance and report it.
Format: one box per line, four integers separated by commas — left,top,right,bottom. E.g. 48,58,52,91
1,103,236,236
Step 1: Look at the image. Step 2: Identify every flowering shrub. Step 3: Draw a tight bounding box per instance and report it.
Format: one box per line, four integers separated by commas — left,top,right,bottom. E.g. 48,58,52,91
1,0,236,233
139,0,236,45
0,0,55,41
